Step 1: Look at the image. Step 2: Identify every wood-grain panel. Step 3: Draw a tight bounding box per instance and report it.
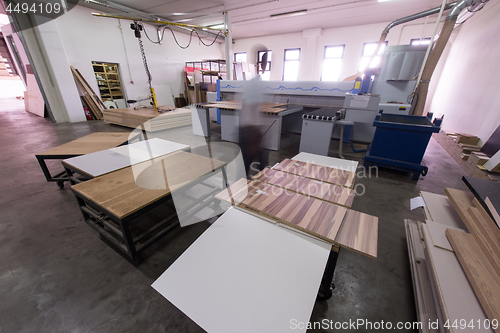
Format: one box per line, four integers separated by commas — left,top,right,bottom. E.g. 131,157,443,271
446,229,500,333
335,210,378,258
273,159,356,188
215,179,378,258
72,151,226,219
252,168,354,207
445,188,500,276
38,132,132,156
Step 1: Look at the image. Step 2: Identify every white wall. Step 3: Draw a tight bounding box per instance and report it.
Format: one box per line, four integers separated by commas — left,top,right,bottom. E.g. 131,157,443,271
23,5,223,122
424,0,500,144
233,17,442,82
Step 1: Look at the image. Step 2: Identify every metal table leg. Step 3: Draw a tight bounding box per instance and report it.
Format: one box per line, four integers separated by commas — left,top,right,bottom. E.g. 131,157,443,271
318,247,340,300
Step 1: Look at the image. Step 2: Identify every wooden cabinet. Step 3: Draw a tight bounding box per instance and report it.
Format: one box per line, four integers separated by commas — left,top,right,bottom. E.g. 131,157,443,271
92,62,124,102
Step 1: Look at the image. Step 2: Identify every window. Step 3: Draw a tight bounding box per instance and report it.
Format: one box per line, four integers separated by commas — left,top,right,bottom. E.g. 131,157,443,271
282,48,300,81
321,45,344,81
257,50,272,81
359,41,388,72
411,37,432,46
234,52,247,63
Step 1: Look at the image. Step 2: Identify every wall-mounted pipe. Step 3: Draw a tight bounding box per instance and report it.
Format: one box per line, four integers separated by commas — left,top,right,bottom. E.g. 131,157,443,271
344,2,456,81
412,0,489,115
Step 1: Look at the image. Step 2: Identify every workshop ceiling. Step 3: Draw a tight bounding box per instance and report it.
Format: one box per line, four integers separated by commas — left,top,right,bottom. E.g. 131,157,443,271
83,0,456,39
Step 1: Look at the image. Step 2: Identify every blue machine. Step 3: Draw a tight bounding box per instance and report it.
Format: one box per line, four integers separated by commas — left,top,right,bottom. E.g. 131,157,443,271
363,113,441,180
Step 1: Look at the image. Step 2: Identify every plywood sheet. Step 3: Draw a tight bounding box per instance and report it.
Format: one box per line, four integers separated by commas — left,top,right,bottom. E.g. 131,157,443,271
72,151,225,219
425,220,465,252
273,158,356,188
216,179,378,258
292,152,359,171
420,191,465,228
422,224,492,333
103,107,192,131
37,132,132,156
446,229,500,333
252,168,355,207
152,207,331,333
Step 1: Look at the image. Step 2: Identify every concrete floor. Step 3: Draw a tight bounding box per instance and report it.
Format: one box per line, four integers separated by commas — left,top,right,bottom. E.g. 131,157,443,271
0,98,470,332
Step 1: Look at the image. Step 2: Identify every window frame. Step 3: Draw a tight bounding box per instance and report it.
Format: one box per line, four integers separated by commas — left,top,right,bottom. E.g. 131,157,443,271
282,48,301,81
410,37,432,46
234,52,247,63
320,44,345,82
257,50,272,81
359,41,388,72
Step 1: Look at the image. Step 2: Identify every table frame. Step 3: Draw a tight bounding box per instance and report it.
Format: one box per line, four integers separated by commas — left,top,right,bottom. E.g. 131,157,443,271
71,166,229,264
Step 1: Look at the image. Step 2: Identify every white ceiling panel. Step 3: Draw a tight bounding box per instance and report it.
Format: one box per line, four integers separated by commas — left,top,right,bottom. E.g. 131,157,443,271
82,0,457,39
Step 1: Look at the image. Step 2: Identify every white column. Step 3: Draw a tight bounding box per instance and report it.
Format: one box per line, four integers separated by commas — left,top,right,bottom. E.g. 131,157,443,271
299,28,322,81
224,12,233,80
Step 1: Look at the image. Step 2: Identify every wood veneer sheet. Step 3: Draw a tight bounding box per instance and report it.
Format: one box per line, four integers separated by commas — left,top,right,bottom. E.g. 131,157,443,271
152,207,331,333
292,152,359,171
252,168,355,207
216,179,378,258
446,229,500,333
273,159,356,188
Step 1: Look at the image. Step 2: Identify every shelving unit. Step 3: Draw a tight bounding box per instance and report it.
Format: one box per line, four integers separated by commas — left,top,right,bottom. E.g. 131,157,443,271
184,59,226,104
92,61,124,102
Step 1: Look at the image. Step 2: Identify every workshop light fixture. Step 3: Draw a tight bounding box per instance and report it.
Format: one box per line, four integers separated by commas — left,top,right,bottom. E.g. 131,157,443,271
270,9,307,19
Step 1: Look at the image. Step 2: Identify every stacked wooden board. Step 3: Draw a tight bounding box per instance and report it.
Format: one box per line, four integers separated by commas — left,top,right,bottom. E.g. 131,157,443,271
444,188,500,332
195,100,290,114
70,66,104,120
433,130,500,181
216,158,378,258
406,188,500,333
103,107,192,132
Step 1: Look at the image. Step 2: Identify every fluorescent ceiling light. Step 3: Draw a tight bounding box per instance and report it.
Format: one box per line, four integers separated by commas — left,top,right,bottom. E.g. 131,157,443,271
208,24,225,30
270,9,307,19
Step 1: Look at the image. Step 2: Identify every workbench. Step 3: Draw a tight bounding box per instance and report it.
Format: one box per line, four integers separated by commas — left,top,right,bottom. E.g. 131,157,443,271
62,138,190,181
70,150,228,263
35,132,133,188
192,100,303,151
152,153,378,332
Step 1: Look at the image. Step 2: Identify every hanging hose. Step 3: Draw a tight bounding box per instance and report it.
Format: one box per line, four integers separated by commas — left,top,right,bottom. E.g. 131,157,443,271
138,35,152,91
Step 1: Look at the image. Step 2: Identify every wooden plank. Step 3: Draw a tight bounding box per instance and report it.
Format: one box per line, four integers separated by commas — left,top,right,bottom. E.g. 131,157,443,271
37,132,131,156
485,197,500,226
273,159,356,188
216,179,378,258
335,210,377,258
71,66,103,119
252,168,355,207
102,107,192,131
72,151,226,219
422,224,493,333
444,188,476,228
446,229,500,333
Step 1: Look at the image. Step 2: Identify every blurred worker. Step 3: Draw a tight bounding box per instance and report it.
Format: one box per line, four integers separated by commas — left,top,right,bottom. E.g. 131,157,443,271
238,45,270,178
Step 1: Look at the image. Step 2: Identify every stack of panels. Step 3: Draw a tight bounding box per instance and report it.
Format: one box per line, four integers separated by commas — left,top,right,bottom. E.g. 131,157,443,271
216,157,377,258
272,158,356,188
103,108,192,132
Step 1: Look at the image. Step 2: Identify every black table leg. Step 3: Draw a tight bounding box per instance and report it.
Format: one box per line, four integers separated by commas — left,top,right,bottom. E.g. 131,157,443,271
318,247,340,301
